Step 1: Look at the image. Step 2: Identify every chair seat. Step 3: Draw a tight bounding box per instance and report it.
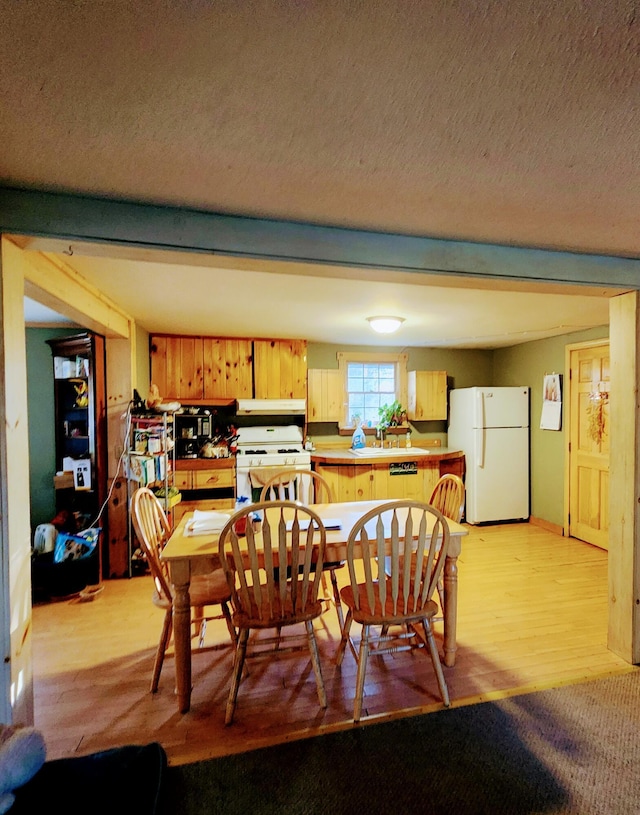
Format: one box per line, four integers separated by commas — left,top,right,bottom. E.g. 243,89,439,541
340,584,439,626
232,595,324,629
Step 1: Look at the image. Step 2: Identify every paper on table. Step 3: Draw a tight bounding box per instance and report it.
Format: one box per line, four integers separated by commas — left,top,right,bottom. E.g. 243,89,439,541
184,509,232,536
285,518,342,531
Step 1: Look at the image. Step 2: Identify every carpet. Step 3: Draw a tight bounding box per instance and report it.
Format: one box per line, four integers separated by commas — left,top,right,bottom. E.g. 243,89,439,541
161,670,640,815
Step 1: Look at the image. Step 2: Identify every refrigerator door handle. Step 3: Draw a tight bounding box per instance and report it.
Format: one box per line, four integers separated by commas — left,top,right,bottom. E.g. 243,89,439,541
475,427,485,468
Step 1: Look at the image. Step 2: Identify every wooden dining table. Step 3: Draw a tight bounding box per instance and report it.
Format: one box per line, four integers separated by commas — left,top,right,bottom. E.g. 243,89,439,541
160,499,468,713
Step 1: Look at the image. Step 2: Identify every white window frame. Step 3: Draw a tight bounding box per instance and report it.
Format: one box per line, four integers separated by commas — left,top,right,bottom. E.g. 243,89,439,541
337,351,408,429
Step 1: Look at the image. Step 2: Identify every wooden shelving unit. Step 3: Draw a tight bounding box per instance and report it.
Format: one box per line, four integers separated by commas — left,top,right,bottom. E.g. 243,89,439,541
46,332,108,581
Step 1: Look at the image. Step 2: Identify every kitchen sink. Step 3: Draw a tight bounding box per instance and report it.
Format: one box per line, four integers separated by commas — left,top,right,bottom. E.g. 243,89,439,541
351,446,432,457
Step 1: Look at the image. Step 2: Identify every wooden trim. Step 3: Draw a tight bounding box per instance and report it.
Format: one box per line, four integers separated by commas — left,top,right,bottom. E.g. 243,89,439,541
337,351,408,428
529,516,564,536
2,187,640,289
16,243,131,339
608,292,640,663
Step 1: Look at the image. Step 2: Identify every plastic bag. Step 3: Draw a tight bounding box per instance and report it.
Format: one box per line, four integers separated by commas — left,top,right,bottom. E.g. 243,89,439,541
53,528,101,563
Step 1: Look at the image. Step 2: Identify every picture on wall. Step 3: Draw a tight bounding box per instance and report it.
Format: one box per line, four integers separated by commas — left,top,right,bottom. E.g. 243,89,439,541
540,373,562,430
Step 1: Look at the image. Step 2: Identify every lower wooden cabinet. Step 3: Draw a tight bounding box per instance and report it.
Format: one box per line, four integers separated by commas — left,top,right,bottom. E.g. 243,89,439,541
173,459,236,524
314,460,442,503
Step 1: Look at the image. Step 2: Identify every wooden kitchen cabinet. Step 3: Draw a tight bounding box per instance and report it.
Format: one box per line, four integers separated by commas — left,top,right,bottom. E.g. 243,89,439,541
151,334,305,402
202,337,253,400
150,335,204,401
314,458,442,503
307,368,343,422
172,459,236,524
407,370,448,420
253,339,307,399
313,463,372,502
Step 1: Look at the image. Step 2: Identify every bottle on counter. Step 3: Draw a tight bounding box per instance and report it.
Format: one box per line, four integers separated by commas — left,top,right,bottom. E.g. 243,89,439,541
406,429,412,448
351,420,366,450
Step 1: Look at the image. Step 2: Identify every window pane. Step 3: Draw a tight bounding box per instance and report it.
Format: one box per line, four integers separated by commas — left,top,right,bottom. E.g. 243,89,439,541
346,361,397,425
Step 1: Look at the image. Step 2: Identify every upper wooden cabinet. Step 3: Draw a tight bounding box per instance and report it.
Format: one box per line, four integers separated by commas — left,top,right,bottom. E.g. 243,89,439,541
202,338,253,400
150,335,204,401
150,335,306,402
307,368,343,422
253,339,307,399
407,370,448,420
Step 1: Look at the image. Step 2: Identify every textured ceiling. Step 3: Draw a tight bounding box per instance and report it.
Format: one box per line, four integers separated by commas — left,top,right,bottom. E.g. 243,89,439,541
1,1,638,258
2,2,637,344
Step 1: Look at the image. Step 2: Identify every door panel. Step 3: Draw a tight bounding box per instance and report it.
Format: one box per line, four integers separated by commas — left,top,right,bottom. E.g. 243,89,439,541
569,343,610,549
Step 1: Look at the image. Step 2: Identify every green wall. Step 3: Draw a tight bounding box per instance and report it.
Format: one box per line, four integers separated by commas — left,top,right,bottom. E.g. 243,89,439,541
26,327,78,530
307,343,494,447
493,325,608,527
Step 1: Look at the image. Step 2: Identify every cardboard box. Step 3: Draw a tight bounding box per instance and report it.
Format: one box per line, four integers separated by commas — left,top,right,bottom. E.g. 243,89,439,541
54,472,75,490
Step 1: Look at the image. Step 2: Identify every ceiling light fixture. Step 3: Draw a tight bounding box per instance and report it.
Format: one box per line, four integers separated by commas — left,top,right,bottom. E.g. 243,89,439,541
367,316,405,334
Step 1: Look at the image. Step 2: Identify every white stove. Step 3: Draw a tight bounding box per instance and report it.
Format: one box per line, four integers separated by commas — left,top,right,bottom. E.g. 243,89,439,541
235,425,311,500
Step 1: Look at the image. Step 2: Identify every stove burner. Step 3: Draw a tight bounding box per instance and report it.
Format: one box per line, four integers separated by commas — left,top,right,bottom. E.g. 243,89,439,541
278,448,302,454
242,449,268,455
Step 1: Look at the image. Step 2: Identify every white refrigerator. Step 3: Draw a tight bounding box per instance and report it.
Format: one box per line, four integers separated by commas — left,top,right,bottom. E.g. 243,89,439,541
448,387,530,524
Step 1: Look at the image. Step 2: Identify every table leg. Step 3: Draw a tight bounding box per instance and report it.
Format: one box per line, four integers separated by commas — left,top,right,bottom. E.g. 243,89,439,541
171,572,192,713
442,553,458,667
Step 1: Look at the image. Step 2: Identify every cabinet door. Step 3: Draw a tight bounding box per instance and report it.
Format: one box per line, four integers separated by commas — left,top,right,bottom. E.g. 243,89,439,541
307,369,343,422
407,370,448,420
370,462,428,501
174,470,193,491
192,468,235,490
253,339,307,399
150,335,204,400
315,463,372,502
203,338,253,400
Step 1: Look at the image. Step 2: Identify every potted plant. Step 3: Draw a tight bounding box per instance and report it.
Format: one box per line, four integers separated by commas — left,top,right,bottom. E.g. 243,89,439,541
377,400,407,431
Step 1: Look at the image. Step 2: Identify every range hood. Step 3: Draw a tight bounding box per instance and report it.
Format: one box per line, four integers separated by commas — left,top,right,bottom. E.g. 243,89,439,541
236,398,306,416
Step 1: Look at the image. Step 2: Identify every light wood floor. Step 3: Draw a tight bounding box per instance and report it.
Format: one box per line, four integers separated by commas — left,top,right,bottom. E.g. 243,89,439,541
32,522,633,767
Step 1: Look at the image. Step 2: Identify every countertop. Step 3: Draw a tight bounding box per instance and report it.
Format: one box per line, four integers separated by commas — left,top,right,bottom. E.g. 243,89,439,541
310,447,464,465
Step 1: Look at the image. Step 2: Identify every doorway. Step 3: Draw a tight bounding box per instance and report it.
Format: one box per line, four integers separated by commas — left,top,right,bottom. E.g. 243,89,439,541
567,339,610,550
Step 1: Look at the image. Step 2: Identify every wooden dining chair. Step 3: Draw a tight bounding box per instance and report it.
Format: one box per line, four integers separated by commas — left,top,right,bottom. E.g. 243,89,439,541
218,500,328,725
429,473,465,524
259,469,346,629
336,499,451,722
130,487,237,693
429,474,465,616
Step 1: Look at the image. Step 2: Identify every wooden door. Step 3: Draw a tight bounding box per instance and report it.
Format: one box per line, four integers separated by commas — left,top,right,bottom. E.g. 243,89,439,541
569,342,610,549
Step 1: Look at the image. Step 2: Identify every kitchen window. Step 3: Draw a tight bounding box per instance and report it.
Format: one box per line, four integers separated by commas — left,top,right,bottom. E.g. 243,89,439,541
338,351,408,428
